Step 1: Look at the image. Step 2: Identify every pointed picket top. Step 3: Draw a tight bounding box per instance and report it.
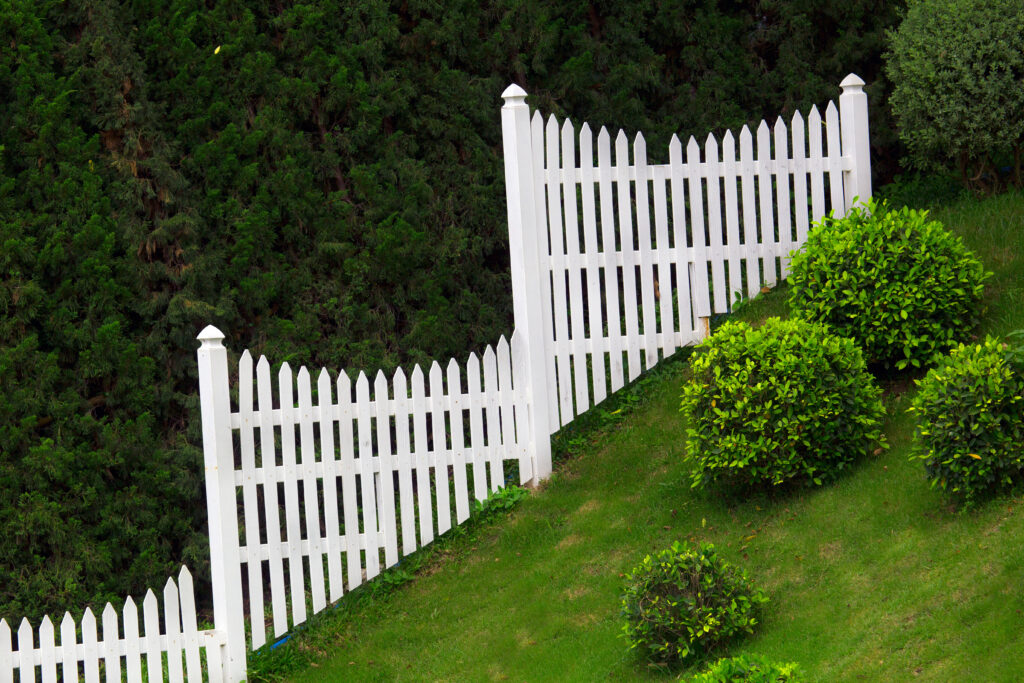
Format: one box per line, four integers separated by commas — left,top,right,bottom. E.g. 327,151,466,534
256,354,270,373
336,366,351,399
17,618,31,649
178,565,194,595
393,366,407,398
825,100,839,119
297,365,311,383
240,348,252,364
791,108,805,129
82,607,96,630
467,352,480,374
634,130,646,152
615,128,628,148
496,334,511,359
317,367,331,386
723,129,735,147
355,370,369,396
757,119,770,136
124,594,137,614
446,357,460,374
280,361,292,378
773,115,787,137
598,125,611,146
840,73,864,92
669,133,682,155
429,360,442,378
196,325,224,345
374,369,389,403
740,124,752,145
561,117,574,137
102,602,117,627
40,615,53,636
164,574,178,597
0,617,8,640
580,121,592,143
531,109,543,128
686,136,701,163
705,131,719,155
501,83,527,102
809,104,823,128
59,612,74,634
411,363,425,385
142,589,158,617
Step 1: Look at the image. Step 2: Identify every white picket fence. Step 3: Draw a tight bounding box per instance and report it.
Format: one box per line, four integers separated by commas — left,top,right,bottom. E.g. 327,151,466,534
0,567,224,683
1,74,870,683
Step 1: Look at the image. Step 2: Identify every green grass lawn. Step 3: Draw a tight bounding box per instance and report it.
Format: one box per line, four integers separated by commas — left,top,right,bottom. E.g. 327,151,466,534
256,190,1024,682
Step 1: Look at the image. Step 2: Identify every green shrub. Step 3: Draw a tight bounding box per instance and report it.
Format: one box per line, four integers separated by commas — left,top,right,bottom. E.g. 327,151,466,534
886,0,1024,193
788,200,990,370
620,542,767,664
909,337,1024,505
691,654,802,683
681,317,885,490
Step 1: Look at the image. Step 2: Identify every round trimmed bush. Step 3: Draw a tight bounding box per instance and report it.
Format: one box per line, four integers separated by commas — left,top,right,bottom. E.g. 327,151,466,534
788,200,990,370
886,0,1024,193
909,337,1024,505
621,542,767,664
681,317,886,490
691,654,802,682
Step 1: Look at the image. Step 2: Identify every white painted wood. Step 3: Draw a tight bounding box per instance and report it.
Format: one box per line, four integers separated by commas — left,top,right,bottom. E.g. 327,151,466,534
508,331,534,484
704,133,728,313
38,616,56,683
596,127,624,391
277,363,307,627
446,360,471,524
651,156,676,353
317,368,344,601
337,370,362,591
808,106,827,225
839,74,871,210
482,345,504,491
60,613,77,683
123,597,143,683
256,355,288,638
531,110,559,438
686,136,712,322
825,101,845,217
374,370,400,568
178,568,202,682
297,367,327,613
721,131,743,306
756,120,777,287
142,591,162,683
409,365,433,547
17,618,34,683
615,130,642,381
561,119,590,415
428,363,452,536
774,117,793,277
355,372,381,578
163,578,183,683
392,368,417,556
578,123,607,404
791,110,810,247
546,115,573,425
101,604,120,683
236,351,265,650
0,620,11,683
466,353,488,501
82,608,99,683
738,126,760,297
668,135,695,338
633,132,659,369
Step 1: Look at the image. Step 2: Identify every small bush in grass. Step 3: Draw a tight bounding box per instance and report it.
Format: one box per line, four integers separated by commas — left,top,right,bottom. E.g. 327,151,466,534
681,317,886,490
691,654,802,682
788,199,990,370
621,541,767,664
909,337,1024,505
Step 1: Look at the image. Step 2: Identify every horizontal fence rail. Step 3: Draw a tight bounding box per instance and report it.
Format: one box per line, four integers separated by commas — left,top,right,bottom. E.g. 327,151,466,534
0,567,224,683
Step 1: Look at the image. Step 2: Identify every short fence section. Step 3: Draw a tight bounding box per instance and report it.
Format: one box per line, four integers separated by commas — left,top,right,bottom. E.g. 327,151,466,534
197,328,533,666
0,567,223,683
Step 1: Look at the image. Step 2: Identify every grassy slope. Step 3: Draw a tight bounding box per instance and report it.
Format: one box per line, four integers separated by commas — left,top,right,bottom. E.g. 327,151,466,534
273,190,1024,682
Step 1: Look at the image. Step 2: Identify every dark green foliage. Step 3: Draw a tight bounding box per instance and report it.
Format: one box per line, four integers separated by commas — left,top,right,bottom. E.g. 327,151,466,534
0,0,902,622
909,337,1024,506
620,541,767,664
788,200,990,370
681,318,886,490
886,0,1024,194
691,654,802,682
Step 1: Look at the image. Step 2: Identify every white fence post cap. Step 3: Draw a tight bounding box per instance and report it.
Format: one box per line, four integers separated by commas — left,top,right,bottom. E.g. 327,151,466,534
840,74,865,92
502,84,527,102
197,325,225,345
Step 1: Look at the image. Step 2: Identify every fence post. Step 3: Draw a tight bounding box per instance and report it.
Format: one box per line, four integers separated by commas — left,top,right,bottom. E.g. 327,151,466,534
839,74,872,211
501,84,553,483
196,325,247,682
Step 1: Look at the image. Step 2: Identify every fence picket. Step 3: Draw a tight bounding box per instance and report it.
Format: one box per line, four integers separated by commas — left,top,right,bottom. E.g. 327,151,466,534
791,110,810,247
808,105,826,226
668,135,695,339
317,368,344,600
509,331,533,484
374,370,400,567
60,614,76,683
704,133,728,314
578,123,607,405
236,351,265,649
163,578,183,683
686,136,712,327
38,616,56,683
825,101,845,217
596,127,624,391
615,130,642,381
774,117,793,277
0,620,11,683
392,368,417,556
651,161,676,353
123,597,142,683
756,120,777,287
410,365,433,546
483,346,504,491
738,126,760,297
100,604,119,683
721,131,743,307
142,591,161,683
633,132,659,369
256,356,287,639
561,119,590,415
355,372,381,579
337,370,362,591
532,111,559,431
178,568,202,682
17,619,33,683
466,353,488,502
546,115,573,425
278,364,307,627
82,608,99,683
446,360,471,525
428,363,452,536
297,367,327,613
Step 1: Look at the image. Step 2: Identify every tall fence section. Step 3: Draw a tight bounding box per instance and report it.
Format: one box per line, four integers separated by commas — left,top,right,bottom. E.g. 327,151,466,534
0,75,870,682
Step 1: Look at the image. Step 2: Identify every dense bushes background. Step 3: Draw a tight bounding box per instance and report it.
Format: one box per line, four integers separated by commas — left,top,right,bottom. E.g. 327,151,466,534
0,0,901,621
